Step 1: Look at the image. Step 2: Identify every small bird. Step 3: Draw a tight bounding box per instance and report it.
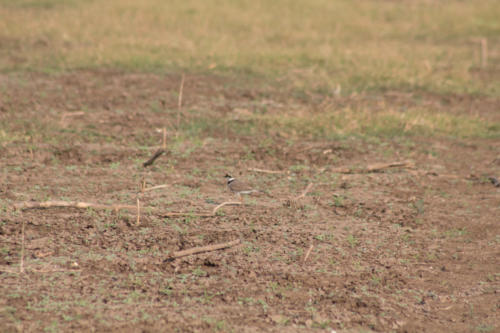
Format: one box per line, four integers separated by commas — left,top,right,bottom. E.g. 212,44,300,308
224,174,259,197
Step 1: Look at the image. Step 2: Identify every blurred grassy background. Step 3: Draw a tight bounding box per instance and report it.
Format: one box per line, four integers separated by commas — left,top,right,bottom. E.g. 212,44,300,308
1,0,499,96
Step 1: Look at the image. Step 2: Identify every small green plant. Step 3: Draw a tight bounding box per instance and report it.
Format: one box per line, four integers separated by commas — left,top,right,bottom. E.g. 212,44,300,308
289,164,309,172
198,290,215,304
315,233,334,242
44,320,59,333
313,320,331,329
238,297,255,305
444,228,468,238
159,286,173,296
346,234,359,248
354,206,364,217
267,282,278,293
62,314,82,322
305,301,316,314
412,199,425,215
124,291,141,304
257,299,268,313
333,195,345,207
202,316,227,331
371,275,381,286
242,243,260,255
109,161,120,169
475,324,495,332
192,266,207,277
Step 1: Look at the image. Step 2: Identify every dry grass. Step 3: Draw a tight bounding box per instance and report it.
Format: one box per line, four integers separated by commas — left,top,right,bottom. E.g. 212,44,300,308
1,0,499,95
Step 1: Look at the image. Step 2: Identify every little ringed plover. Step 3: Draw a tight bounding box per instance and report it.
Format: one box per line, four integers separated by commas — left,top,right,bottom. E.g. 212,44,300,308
224,174,259,197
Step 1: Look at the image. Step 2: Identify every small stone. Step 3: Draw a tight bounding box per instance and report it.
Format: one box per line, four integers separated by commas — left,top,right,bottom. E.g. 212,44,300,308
270,315,286,324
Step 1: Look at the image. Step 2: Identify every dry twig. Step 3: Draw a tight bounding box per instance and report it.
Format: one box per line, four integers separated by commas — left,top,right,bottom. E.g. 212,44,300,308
212,201,241,215
159,211,214,218
294,183,314,200
165,239,240,261
20,220,25,274
14,201,137,211
283,183,314,208
325,160,414,174
143,149,165,167
292,143,338,154
14,199,242,218
481,38,488,67
303,244,314,264
143,184,169,192
60,111,85,126
177,74,185,135
248,167,285,174
136,197,141,225
159,201,241,218
0,265,74,274
162,127,167,150
364,160,414,172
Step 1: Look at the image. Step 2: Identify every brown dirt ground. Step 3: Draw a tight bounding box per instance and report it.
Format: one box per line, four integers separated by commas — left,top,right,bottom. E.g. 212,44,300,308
0,71,499,332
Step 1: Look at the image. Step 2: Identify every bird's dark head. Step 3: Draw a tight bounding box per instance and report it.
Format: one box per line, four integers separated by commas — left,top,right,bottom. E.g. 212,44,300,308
224,174,232,179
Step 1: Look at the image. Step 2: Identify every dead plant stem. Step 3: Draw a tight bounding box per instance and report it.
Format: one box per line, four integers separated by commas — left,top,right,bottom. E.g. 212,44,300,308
20,220,25,274
176,74,185,136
